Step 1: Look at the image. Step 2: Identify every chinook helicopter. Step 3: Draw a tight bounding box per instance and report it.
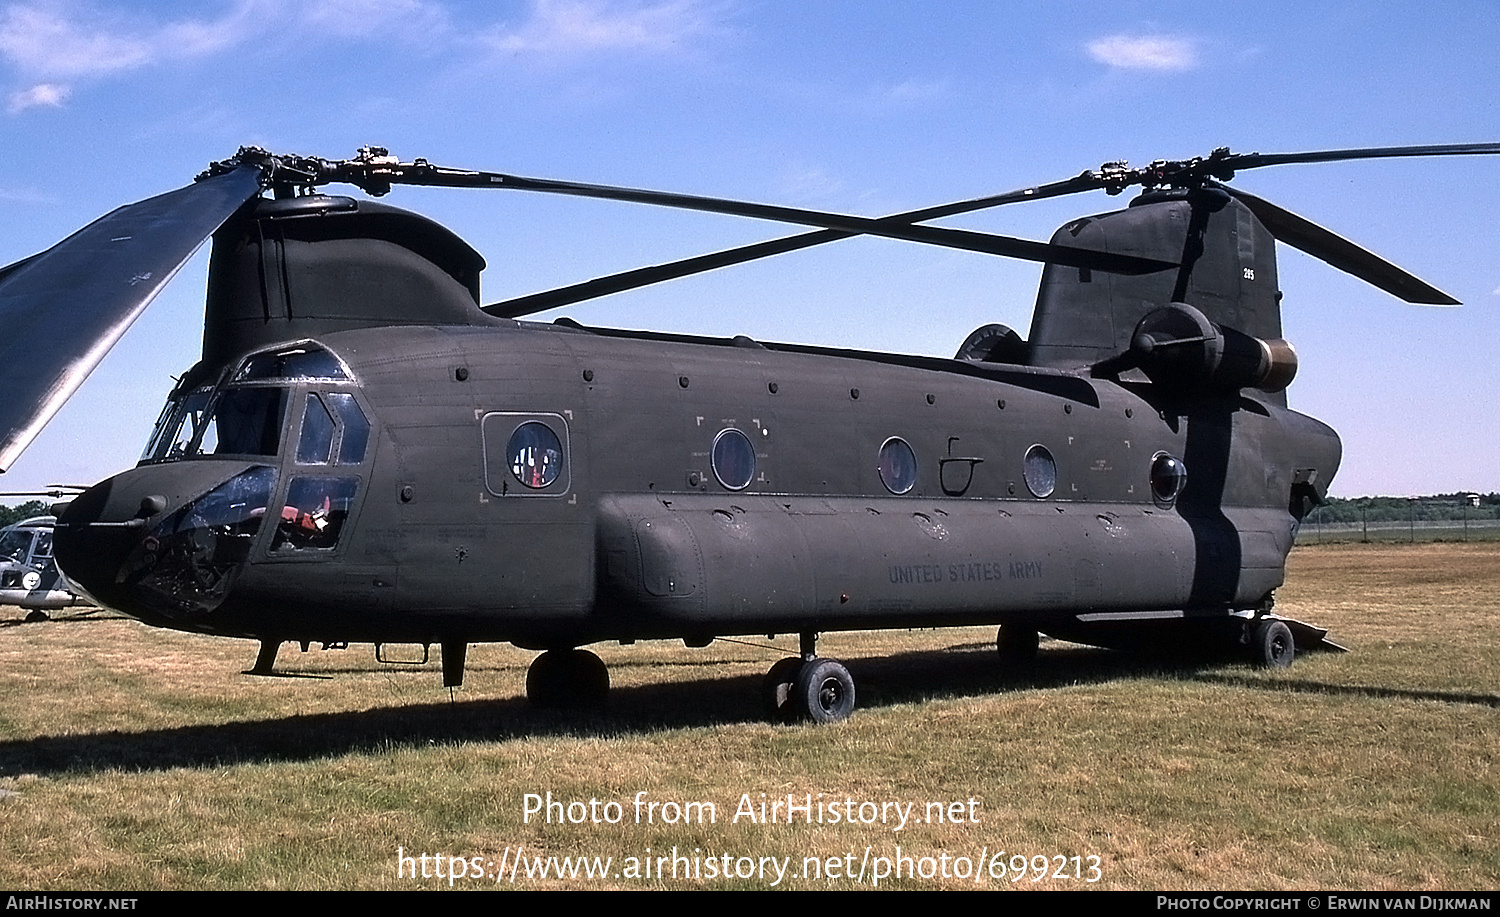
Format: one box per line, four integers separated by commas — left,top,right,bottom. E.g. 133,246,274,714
1,143,1495,723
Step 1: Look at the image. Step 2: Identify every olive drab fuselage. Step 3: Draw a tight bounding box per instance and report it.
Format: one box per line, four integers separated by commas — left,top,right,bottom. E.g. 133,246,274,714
52,189,1341,655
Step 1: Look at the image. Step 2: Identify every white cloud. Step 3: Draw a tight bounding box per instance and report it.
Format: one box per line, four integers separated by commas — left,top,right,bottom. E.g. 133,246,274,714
0,0,716,116
1491,284,1500,297
0,2,266,79
0,183,51,201
771,163,844,205
0,4,153,78
879,77,950,105
485,0,713,54
6,81,68,112
0,0,455,115
0,1,269,112
1086,34,1198,72
302,0,451,41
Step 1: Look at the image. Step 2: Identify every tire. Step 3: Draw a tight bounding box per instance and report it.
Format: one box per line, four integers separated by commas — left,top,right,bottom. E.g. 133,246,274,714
995,624,1039,664
792,658,856,724
1251,620,1295,669
527,649,610,709
762,657,804,721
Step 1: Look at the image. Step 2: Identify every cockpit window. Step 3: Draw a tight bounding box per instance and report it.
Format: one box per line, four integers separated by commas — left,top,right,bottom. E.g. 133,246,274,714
296,394,336,464
141,387,215,461
272,476,359,552
206,387,286,456
140,343,360,466
327,393,370,464
295,392,370,466
236,344,349,382
0,530,32,563
140,383,286,461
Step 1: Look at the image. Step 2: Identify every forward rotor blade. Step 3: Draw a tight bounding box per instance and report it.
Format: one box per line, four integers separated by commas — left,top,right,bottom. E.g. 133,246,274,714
486,173,1124,316
1227,142,1500,172
398,167,1172,275
487,231,847,317
0,166,265,471
1217,183,1460,305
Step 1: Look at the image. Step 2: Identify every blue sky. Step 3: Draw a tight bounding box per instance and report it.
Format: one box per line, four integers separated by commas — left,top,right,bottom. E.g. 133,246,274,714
1,0,1496,498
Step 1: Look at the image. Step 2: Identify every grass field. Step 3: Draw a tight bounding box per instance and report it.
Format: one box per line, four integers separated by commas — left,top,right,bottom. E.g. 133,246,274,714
0,543,1495,890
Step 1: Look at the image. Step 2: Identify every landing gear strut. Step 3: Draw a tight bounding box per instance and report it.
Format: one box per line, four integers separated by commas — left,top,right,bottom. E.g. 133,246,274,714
526,648,610,709
246,639,280,675
762,632,856,724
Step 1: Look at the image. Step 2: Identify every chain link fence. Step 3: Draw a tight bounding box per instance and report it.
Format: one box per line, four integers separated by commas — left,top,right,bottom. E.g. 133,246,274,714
1297,495,1500,544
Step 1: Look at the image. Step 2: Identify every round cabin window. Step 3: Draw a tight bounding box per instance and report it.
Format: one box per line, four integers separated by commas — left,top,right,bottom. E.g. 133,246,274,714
507,421,564,489
878,437,917,494
712,428,756,491
1023,444,1056,498
1150,452,1187,505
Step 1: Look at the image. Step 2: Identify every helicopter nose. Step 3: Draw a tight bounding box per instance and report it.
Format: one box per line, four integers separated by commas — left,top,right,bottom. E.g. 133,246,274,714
55,462,277,625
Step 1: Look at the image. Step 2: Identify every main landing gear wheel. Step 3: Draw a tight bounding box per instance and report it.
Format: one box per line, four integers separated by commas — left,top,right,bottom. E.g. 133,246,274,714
527,648,609,709
762,657,857,724
1250,620,1295,669
995,624,1039,665
762,657,805,721
793,658,856,724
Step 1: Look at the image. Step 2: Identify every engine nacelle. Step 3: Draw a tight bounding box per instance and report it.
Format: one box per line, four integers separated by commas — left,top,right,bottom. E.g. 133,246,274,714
1130,302,1298,393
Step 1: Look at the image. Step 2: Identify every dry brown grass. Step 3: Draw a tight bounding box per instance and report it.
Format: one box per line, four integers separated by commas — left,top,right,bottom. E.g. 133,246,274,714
0,543,1495,890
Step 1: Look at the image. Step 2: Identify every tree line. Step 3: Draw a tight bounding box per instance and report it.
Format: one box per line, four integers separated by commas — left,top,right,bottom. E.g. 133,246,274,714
0,500,53,528
1306,493,1500,525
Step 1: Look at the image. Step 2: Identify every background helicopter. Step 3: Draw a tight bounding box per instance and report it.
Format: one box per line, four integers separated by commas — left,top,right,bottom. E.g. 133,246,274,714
0,142,1495,723
0,489,92,620
0,486,89,617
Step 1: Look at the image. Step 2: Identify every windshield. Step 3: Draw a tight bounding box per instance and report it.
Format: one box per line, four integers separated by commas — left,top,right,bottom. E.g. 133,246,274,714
141,385,286,462
140,343,351,465
0,530,31,563
141,388,214,461
205,387,286,455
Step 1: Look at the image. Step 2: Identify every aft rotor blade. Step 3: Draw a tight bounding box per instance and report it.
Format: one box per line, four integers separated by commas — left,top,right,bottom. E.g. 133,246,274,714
1218,183,1460,305
486,173,1124,316
0,166,264,471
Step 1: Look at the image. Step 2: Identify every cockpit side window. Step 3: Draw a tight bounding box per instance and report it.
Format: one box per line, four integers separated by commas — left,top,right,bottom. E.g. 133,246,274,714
327,393,370,464
272,476,360,552
294,392,370,466
296,394,337,464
